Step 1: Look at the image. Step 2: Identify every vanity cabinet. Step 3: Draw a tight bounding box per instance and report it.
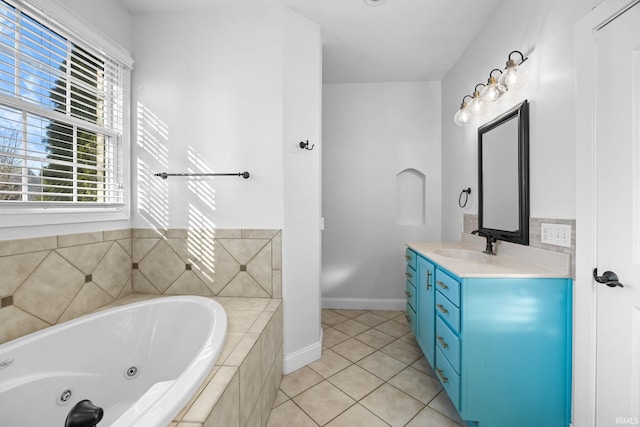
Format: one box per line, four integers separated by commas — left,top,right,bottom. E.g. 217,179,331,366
404,247,572,427
416,255,435,367
404,248,417,333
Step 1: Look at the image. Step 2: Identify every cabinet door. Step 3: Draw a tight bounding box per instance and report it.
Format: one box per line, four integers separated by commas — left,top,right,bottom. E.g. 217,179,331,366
416,256,435,367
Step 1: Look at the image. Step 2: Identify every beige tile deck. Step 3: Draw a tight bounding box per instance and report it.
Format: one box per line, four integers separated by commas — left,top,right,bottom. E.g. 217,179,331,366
267,309,466,427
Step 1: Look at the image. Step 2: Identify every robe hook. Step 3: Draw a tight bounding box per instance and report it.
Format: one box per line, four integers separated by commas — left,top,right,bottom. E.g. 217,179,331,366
299,140,315,151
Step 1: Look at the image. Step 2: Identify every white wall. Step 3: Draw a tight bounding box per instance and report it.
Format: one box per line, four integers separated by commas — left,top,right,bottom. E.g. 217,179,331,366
282,9,322,372
441,0,598,241
131,5,322,373
131,5,285,230
322,82,441,309
57,0,132,51
440,0,600,423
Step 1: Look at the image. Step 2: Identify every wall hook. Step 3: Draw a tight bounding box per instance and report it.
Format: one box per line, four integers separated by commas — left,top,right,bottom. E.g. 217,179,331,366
299,140,315,151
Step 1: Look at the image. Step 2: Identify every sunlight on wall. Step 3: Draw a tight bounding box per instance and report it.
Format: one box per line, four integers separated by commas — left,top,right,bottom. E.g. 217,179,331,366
187,206,217,283
186,145,219,281
136,102,169,232
187,145,217,213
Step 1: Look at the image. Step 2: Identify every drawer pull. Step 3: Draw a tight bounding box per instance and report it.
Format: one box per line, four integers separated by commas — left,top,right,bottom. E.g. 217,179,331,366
426,271,432,290
405,255,411,261
436,303,449,314
436,280,449,290
436,368,449,384
404,291,412,298
405,272,413,278
436,335,449,349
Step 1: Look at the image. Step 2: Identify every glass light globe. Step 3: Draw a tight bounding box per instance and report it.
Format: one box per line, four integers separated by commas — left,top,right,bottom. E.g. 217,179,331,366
481,76,507,103
467,90,484,115
499,60,528,90
454,106,471,126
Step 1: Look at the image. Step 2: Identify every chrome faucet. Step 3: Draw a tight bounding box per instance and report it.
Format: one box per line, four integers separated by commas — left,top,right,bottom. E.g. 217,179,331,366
471,230,497,255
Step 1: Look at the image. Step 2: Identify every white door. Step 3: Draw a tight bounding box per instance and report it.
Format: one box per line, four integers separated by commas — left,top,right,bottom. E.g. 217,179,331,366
595,2,640,424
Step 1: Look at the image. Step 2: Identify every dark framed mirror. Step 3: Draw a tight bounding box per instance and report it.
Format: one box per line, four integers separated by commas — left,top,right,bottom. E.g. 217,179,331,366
478,99,529,245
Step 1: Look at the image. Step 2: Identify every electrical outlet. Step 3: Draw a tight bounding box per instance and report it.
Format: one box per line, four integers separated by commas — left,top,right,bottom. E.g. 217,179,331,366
540,223,572,248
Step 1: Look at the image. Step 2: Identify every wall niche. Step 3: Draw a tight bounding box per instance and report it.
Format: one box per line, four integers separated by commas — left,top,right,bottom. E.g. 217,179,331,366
396,168,426,226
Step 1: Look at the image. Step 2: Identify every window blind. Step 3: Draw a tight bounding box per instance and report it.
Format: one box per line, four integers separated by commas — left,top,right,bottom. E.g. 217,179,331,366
0,0,126,205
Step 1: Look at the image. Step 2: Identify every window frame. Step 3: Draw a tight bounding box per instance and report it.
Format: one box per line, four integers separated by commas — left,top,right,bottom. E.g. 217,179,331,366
0,0,132,227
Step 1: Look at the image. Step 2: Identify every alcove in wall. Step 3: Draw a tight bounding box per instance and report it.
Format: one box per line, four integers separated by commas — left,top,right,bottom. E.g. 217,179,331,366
396,168,426,225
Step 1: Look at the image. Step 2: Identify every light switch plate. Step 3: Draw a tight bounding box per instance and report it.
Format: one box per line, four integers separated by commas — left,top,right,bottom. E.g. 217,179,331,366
540,223,572,248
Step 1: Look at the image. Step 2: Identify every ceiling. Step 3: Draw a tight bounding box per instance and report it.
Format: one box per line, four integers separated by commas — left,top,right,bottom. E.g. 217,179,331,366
115,0,505,83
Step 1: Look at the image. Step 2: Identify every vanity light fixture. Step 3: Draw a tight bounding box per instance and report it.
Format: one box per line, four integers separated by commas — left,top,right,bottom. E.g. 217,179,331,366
454,49,529,126
454,95,473,126
480,69,507,103
498,50,528,90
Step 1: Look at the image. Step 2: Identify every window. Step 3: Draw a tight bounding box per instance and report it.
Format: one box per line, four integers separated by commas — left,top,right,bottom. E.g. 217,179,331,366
0,0,129,216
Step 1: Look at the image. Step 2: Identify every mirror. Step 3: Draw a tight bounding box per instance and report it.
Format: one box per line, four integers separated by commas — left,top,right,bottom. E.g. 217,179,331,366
478,100,529,245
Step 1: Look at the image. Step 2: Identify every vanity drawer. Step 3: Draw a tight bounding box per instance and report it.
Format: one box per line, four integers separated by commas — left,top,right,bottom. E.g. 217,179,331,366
405,280,417,310
405,248,417,271
405,302,416,334
435,269,461,307
435,291,460,332
436,347,461,411
405,264,416,285
436,316,461,373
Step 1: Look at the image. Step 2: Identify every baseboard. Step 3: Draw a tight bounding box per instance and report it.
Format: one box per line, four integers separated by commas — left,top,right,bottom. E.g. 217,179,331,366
282,328,322,375
321,297,406,311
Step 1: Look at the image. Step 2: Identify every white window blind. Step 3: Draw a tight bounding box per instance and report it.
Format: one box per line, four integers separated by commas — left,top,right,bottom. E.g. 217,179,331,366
0,0,126,206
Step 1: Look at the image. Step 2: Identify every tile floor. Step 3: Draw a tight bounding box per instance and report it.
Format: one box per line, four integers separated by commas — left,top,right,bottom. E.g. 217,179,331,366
266,309,466,427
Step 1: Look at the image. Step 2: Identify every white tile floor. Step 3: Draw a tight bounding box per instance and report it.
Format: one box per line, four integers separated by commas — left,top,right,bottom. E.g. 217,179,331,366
266,309,466,427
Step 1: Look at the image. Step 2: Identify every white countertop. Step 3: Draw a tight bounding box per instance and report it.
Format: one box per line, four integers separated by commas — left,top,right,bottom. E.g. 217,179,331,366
407,234,571,279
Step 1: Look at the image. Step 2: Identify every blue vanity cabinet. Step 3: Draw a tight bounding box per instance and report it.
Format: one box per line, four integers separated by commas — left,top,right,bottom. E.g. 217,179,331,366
415,255,436,367
429,264,572,427
404,248,417,333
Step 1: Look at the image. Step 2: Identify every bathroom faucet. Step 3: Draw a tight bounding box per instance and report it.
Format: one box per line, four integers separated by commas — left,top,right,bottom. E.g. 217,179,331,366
471,230,497,255
65,400,103,427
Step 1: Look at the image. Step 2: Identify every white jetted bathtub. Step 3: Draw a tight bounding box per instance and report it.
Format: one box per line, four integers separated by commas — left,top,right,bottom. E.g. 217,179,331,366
0,296,227,426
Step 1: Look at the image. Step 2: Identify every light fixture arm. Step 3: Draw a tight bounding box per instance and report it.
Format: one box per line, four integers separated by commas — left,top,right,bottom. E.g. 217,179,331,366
488,68,503,81
506,50,528,68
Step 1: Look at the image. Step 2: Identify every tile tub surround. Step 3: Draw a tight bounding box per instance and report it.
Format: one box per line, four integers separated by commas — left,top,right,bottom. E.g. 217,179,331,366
0,229,133,344
103,295,284,427
0,228,282,345
132,228,282,299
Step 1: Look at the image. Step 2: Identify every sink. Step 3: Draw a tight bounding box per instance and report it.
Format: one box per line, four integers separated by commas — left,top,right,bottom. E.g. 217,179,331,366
433,249,490,262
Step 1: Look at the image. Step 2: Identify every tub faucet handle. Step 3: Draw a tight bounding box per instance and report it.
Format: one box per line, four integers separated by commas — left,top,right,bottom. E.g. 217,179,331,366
65,399,104,427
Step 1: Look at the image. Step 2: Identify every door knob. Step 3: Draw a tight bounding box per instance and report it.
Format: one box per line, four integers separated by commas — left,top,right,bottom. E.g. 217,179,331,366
593,268,624,288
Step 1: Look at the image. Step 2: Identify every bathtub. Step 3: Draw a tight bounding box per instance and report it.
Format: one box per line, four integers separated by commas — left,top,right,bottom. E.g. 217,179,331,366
0,296,227,426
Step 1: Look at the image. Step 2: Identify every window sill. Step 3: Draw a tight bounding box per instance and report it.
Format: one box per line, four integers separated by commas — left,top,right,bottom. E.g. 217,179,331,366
0,206,129,228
